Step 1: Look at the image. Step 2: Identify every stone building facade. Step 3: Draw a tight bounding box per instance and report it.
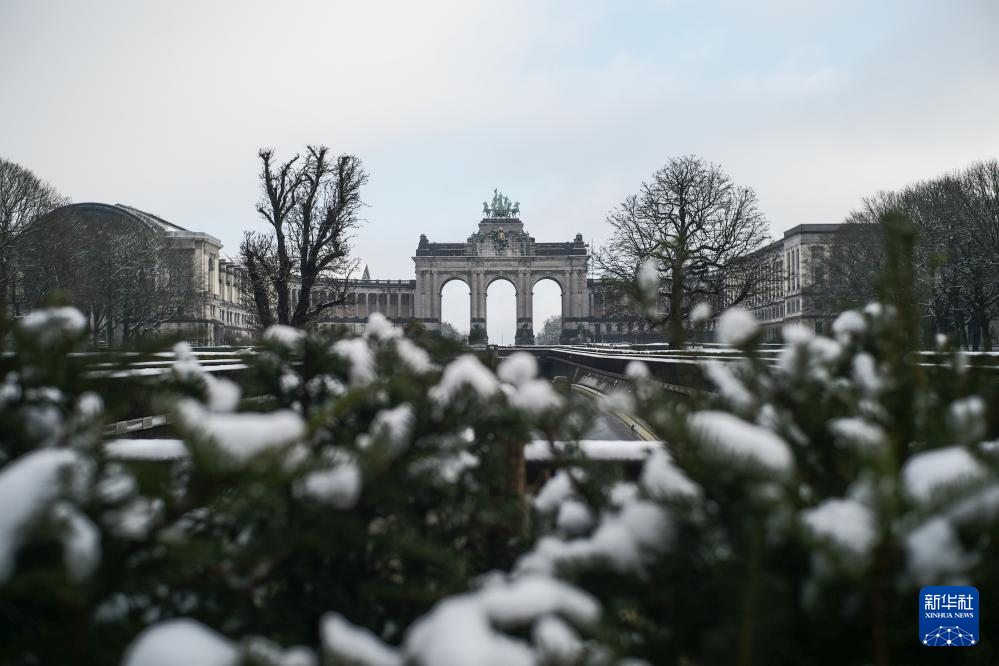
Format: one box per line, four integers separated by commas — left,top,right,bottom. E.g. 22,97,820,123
315,218,843,345
28,203,254,346
727,223,841,342
24,202,843,347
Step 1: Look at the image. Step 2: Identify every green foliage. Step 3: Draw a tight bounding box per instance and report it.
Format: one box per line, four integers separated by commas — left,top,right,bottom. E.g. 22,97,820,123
1,217,998,665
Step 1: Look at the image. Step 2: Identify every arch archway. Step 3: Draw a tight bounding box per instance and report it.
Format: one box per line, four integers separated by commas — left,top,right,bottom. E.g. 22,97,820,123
486,276,517,346
532,277,563,345
439,277,471,340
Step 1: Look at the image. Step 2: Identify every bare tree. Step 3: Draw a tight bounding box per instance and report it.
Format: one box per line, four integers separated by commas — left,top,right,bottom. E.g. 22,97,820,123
20,207,195,345
241,146,367,329
536,315,562,345
0,158,68,315
822,160,999,349
594,155,771,347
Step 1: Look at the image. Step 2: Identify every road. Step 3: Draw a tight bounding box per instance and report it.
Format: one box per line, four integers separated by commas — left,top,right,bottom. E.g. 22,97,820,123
569,384,647,441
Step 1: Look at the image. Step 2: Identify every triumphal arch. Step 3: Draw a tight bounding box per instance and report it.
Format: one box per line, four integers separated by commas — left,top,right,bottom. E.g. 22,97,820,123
413,190,590,344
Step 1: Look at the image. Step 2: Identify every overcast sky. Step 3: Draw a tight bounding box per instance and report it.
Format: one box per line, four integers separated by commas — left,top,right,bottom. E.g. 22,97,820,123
3,0,998,342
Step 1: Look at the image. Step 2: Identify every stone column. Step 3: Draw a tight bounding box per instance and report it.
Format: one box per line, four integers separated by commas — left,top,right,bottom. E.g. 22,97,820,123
515,271,534,345
470,271,486,341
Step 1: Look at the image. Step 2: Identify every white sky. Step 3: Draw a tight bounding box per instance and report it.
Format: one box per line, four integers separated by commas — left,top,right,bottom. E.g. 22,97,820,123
2,0,997,343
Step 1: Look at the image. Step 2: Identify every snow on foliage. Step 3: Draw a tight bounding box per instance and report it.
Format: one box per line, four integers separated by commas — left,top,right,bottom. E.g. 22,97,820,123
332,338,377,385
802,498,876,559
364,312,401,341
902,447,987,503
687,411,792,472
321,612,401,666
906,517,975,585
640,448,701,500
851,352,883,395
534,471,575,515
172,342,241,411
396,338,434,374
948,396,986,444
106,497,163,540
177,400,306,465
404,575,599,666
296,462,362,510
430,355,499,405
122,618,238,666
717,307,757,346
636,258,660,304
517,499,671,576
509,379,563,417
690,302,712,325
831,310,866,340
0,448,81,582
498,352,538,385
52,501,101,581
19,307,87,346
556,500,594,535
828,417,886,448
263,325,306,350
704,360,754,410
105,439,190,461
361,404,415,451
533,614,583,664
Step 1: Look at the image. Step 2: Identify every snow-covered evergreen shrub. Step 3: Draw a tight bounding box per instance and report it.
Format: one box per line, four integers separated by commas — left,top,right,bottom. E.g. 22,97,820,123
0,312,591,665
1,219,997,665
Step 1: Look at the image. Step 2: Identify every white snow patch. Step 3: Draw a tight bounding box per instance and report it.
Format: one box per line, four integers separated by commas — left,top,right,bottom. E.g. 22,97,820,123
52,501,100,581
178,400,305,465
517,500,670,575
906,517,975,584
0,449,80,582
534,471,575,515
949,484,999,523
396,338,434,374
430,355,499,405
852,353,883,395
172,342,241,411
263,325,305,350
105,439,190,461
509,379,563,416
636,258,660,302
948,396,986,443
321,612,401,666
436,451,479,483
525,440,660,462
106,497,163,540
625,360,650,380
365,404,415,450
122,618,237,666
690,302,712,325
688,411,792,472
704,361,753,410
829,418,886,448
19,307,87,345
640,449,701,500
365,313,400,341
556,500,594,535
404,596,533,666
498,352,538,386
533,614,583,664
902,447,987,503
832,310,866,339
717,308,757,346
332,338,377,385
297,463,362,510
802,498,876,558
